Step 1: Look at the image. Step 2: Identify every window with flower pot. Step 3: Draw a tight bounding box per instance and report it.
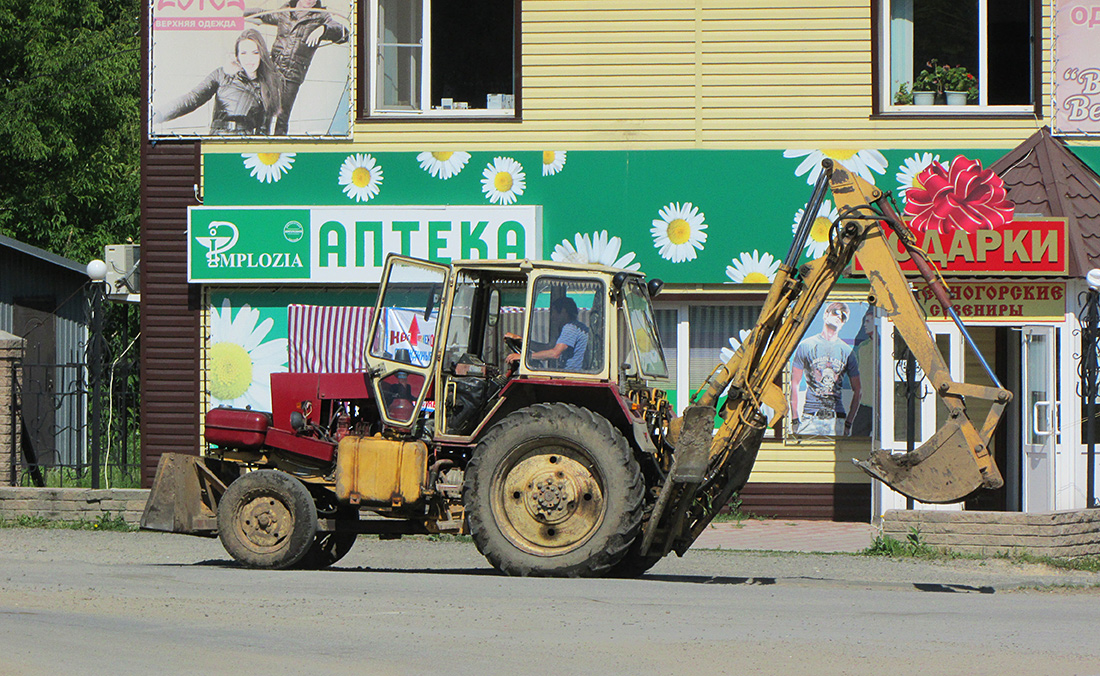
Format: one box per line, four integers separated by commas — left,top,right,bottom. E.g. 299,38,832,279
877,0,1036,113
363,0,518,117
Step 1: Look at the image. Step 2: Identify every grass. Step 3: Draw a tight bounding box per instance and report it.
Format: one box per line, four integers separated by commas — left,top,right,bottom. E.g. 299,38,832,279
862,526,1100,571
20,465,142,489
862,526,951,559
0,512,137,532
710,497,764,526
994,550,1100,573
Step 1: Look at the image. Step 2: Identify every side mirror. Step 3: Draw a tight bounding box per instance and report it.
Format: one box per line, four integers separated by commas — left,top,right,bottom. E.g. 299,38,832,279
487,289,500,327
424,285,438,321
647,278,664,298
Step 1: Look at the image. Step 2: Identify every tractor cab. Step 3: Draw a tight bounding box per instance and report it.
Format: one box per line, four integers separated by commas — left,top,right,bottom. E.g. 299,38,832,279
364,256,669,440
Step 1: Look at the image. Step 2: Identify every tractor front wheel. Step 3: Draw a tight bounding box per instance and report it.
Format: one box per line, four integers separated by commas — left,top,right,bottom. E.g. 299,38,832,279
217,469,318,569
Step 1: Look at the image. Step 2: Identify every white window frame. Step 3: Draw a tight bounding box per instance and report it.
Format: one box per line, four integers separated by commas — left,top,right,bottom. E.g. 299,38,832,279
878,0,1035,115
367,0,516,118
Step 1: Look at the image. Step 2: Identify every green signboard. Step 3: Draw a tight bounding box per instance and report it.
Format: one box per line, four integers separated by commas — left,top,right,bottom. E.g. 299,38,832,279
202,148,1017,286
189,207,311,283
189,205,541,283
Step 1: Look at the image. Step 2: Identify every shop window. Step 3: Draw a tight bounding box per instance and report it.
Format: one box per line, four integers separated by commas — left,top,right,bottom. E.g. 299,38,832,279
878,0,1036,113
655,308,678,380
688,305,761,399
366,0,517,117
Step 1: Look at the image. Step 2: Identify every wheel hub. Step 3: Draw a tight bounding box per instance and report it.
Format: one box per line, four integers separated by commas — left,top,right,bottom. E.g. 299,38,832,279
531,473,574,522
497,451,605,553
240,496,291,548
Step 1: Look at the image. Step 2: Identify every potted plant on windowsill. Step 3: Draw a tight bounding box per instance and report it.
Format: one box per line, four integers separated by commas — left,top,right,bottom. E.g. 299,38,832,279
912,60,943,105
894,83,915,105
941,64,978,105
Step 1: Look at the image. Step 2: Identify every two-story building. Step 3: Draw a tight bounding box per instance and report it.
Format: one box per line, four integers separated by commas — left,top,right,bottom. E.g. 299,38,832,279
140,0,1100,520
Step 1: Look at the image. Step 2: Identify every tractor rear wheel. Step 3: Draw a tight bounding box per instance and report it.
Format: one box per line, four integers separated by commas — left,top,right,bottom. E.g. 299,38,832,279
296,505,359,569
217,469,318,569
463,403,643,577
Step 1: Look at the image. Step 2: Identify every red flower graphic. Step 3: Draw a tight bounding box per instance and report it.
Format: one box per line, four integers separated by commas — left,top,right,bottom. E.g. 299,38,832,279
903,155,1014,233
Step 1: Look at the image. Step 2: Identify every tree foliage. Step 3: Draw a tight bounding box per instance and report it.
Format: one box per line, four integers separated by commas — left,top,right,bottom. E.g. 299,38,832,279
0,0,140,264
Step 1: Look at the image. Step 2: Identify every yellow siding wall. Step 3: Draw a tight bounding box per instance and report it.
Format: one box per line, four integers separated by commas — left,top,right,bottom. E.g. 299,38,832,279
207,1,1055,486
337,0,1051,152
752,441,871,484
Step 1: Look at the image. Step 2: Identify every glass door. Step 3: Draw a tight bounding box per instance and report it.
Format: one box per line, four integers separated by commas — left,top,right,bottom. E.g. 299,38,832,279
1021,326,1057,511
878,322,960,452
874,320,963,513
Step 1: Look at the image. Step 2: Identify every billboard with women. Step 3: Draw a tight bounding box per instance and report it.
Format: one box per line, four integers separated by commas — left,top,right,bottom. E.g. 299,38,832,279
150,0,353,138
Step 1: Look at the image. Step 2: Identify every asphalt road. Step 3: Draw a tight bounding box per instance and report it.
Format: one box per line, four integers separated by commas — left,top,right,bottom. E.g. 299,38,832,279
1,529,1099,676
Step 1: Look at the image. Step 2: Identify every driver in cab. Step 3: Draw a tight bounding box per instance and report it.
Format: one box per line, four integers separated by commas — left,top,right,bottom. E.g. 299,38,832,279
505,297,588,371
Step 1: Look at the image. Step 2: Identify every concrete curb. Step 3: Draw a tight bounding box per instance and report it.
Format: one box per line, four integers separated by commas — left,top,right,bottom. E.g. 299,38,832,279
883,508,1100,557
0,487,149,525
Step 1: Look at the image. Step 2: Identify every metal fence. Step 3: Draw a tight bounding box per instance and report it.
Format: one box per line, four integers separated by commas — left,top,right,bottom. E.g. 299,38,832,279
8,288,140,488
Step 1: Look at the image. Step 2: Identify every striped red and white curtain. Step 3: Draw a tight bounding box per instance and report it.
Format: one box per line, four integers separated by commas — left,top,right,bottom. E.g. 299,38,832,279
288,304,374,373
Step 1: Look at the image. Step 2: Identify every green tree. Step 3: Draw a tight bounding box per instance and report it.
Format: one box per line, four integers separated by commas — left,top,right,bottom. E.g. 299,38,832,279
0,0,140,264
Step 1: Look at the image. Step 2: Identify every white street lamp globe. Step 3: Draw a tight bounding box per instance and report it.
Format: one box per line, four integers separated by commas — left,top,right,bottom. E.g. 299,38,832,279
86,259,107,282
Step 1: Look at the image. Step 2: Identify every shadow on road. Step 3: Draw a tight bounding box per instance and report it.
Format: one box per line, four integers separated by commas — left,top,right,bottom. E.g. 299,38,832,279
177,561,995,593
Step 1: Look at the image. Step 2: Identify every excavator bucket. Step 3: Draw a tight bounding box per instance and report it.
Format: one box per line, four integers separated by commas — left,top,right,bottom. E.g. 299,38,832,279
854,419,996,504
140,453,225,535
669,404,714,482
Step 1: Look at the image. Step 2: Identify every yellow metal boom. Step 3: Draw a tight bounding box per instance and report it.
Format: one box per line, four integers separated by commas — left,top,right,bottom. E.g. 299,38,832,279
641,161,1012,558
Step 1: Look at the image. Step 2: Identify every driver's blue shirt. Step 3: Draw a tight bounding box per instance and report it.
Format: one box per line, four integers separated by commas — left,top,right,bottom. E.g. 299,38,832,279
556,322,588,371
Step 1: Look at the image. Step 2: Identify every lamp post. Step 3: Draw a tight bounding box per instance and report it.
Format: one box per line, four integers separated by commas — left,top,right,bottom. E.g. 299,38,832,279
86,259,107,489
1084,268,1100,508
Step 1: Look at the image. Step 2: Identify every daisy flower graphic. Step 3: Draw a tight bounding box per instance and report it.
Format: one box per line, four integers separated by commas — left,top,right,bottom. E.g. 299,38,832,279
783,149,888,186
542,151,567,176
651,202,708,263
242,152,296,183
719,328,775,419
338,153,384,202
481,156,526,205
719,329,753,363
551,230,641,270
207,299,288,411
895,152,943,203
726,250,779,284
417,151,471,180
791,199,840,259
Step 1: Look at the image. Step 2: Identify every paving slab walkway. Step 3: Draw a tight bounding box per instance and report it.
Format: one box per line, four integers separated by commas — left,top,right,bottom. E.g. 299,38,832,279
693,519,880,553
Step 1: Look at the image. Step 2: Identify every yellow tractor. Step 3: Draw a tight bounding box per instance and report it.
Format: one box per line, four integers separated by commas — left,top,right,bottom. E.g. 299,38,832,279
143,160,1009,576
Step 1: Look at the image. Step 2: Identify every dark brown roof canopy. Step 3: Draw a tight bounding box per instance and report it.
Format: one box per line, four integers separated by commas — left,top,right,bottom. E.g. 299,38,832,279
990,126,1100,277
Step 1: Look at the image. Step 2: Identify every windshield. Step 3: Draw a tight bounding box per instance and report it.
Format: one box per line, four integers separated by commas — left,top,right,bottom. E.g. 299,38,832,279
622,281,668,379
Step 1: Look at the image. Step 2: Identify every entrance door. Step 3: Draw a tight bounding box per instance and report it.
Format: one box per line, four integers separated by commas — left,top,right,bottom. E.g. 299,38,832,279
874,321,964,513
878,322,960,453
1021,326,1057,511
13,300,57,468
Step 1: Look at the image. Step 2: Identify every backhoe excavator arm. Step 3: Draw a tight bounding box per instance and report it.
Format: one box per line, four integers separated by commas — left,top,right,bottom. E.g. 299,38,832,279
640,160,1012,559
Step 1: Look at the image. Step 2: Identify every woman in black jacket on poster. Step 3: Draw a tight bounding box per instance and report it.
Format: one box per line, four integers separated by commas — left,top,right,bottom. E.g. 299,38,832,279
245,0,350,135
154,29,283,135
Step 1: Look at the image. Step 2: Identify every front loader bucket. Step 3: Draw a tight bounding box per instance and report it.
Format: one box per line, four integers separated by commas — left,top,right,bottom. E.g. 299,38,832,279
140,453,225,535
853,419,1000,504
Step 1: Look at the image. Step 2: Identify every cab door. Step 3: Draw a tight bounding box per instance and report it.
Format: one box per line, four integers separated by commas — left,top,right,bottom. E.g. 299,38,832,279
1021,326,1057,511
366,256,451,429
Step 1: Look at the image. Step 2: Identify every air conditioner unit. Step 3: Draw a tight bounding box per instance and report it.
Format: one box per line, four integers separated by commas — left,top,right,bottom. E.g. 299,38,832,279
104,244,140,302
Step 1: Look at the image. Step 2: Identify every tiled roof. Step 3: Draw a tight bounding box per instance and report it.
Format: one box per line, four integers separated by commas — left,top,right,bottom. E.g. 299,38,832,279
990,126,1100,277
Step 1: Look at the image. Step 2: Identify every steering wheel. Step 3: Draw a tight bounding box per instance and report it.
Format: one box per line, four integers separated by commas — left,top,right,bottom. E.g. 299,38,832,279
504,335,522,354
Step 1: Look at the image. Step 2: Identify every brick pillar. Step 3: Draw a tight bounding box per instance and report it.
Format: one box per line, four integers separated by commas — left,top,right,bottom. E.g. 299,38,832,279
0,330,24,487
